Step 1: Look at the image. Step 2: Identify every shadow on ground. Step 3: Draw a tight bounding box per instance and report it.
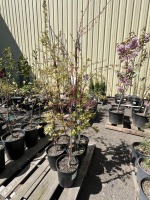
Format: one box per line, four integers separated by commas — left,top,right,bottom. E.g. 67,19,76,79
77,147,103,200
100,140,131,184
77,140,132,199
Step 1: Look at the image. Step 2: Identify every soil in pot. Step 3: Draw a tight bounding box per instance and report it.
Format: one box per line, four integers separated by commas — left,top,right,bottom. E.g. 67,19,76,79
1,130,25,160
0,142,5,173
57,134,70,147
141,179,150,199
56,154,79,188
140,158,150,175
46,144,66,171
137,157,150,183
22,123,39,148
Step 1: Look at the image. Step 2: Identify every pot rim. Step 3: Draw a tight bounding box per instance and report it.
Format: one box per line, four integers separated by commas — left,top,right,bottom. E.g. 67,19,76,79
1,129,25,142
56,154,79,174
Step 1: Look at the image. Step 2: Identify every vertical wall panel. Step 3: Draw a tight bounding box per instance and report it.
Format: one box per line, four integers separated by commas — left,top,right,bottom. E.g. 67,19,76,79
0,0,150,96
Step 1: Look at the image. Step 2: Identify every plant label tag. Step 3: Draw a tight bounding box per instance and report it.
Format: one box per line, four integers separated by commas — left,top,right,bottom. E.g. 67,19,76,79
72,171,77,180
2,124,6,130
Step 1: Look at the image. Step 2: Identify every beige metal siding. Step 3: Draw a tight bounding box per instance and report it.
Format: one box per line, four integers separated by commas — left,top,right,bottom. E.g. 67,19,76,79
0,0,150,97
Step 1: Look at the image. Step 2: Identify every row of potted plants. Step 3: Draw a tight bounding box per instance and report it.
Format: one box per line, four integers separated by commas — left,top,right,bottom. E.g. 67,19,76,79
109,28,150,131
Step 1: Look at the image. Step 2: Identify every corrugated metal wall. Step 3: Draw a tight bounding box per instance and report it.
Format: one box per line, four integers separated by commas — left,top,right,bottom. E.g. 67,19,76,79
0,0,150,96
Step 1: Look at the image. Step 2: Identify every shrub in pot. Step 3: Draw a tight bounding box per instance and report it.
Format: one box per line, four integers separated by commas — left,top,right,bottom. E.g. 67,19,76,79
131,139,150,165
139,177,150,200
113,28,150,126
0,141,5,173
44,111,68,171
1,129,25,160
137,157,150,183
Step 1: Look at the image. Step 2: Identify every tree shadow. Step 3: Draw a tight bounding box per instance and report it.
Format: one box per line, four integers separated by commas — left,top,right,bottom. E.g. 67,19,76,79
77,147,103,200
100,139,132,184
90,111,106,124
77,140,132,199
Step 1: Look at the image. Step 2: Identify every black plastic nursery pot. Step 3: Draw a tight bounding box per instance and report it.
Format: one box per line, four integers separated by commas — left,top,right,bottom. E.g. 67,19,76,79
0,120,7,138
22,123,39,148
72,144,85,165
1,130,25,160
77,134,89,155
140,177,150,200
0,141,5,174
131,142,150,166
56,154,79,188
33,117,47,138
46,143,66,171
129,95,142,106
114,94,127,104
133,112,149,130
137,157,150,183
109,108,124,125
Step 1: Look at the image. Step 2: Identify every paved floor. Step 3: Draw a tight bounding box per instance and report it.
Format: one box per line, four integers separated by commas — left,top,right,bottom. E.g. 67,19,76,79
77,101,142,200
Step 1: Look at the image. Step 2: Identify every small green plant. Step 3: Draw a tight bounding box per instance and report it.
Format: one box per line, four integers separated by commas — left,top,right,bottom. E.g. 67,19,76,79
138,138,150,155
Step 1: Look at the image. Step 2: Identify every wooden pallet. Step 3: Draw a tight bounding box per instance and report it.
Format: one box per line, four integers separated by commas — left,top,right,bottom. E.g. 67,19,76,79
105,117,150,138
0,138,95,200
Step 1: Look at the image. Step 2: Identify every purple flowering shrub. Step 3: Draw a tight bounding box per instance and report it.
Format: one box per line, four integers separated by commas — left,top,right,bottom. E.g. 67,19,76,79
116,28,150,98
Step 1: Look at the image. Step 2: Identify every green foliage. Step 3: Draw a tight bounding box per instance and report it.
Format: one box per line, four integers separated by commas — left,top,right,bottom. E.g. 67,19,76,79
18,54,32,84
139,138,150,155
89,78,94,94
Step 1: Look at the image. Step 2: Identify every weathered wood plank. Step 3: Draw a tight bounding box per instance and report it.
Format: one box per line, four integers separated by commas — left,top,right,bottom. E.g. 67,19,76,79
59,145,95,200
27,169,58,200
0,136,50,186
11,159,49,200
105,124,150,137
1,151,46,198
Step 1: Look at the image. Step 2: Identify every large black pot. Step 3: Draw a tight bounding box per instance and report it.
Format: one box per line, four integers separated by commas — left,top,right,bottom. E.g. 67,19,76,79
0,141,5,174
139,177,150,200
137,157,150,183
46,144,66,171
131,142,150,166
129,95,142,106
22,123,39,148
56,154,79,188
133,112,149,129
1,130,25,160
109,108,124,125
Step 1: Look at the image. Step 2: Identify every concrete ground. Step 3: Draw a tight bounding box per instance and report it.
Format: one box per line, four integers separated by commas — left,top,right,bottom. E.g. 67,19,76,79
77,100,143,200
